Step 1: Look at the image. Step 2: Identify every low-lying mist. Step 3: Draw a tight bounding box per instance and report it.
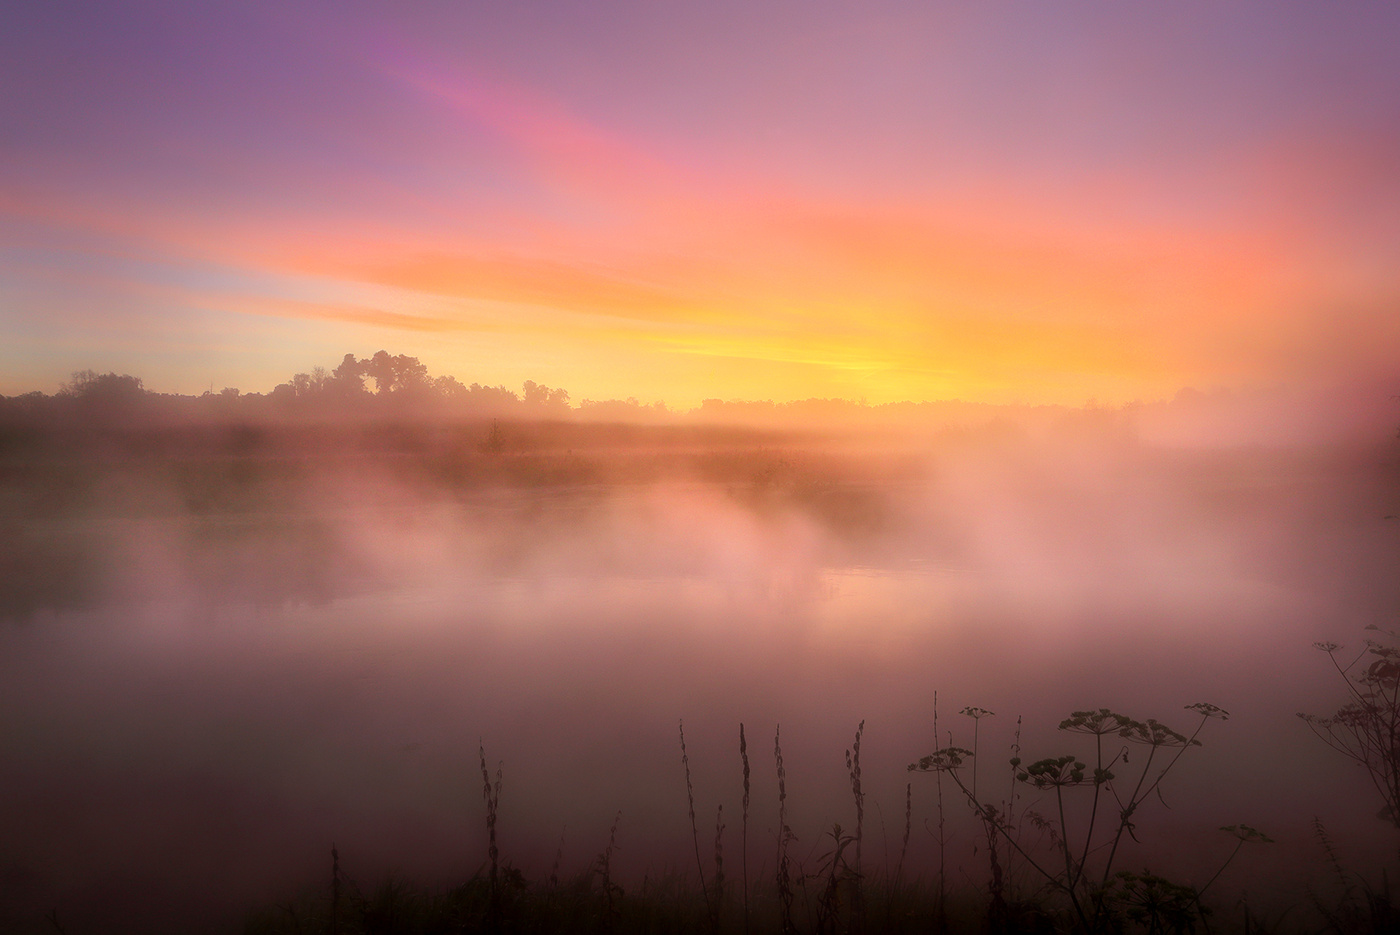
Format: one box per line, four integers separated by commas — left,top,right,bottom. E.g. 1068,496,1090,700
1,401,1397,932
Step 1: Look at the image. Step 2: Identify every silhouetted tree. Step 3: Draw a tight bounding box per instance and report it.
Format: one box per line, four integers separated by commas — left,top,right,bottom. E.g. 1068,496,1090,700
362,351,430,395
392,354,429,393
61,370,144,402
433,375,468,399
523,380,569,411
324,354,368,400
59,370,148,421
465,383,520,412
19,353,585,426
365,351,396,394
332,353,362,383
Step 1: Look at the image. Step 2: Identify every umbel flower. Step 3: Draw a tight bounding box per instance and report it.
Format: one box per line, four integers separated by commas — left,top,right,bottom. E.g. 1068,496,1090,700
1059,709,1133,736
908,747,974,773
1118,717,1199,748
1185,702,1230,721
1014,755,1093,789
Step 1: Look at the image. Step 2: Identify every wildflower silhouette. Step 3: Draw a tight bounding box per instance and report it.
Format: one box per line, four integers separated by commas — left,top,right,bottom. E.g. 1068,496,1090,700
911,702,1246,933
1299,627,1400,828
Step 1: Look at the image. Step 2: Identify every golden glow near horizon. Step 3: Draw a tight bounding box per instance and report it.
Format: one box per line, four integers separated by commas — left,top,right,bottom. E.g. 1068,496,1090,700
1,5,1397,406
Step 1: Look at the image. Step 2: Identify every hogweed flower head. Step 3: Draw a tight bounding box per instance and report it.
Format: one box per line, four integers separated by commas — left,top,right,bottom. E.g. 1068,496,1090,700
1185,702,1229,721
908,746,974,772
1119,717,1198,748
1060,708,1133,735
1015,755,1091,789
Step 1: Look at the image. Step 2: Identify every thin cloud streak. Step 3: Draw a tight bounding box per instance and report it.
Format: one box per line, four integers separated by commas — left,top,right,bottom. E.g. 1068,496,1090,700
226,297,483,336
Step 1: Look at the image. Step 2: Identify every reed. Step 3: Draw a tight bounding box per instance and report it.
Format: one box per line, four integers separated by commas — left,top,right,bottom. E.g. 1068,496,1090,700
1004,714,1022,884
599,810,623,927
845,719,866,932
896,782,910,884
815,822,854,935
739,722,751,935
330,844,341,935
775,724,796,935
679,719,713,917
878,780,915,935
931,692,947,935
714,804,726,917
549,826,566,890
478,740,502,921
1309,818,1396,935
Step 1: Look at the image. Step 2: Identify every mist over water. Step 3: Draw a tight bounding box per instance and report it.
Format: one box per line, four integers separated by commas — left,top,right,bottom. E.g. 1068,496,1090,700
6,0,1400,927
1,409,1397,932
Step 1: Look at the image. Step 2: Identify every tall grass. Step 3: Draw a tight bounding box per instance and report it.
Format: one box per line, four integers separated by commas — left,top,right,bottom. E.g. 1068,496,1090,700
715,805,726,916
896,782,910,885
330,845,342,935
679,719,714,922
775,724,796,935
598,810,623,928
845,720,866,933
740,723,752,935
239,707,1297,935
478,741,502,922
931,692,948,935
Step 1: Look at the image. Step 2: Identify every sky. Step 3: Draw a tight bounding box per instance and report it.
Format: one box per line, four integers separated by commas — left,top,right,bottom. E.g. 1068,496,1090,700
2,2,1399,407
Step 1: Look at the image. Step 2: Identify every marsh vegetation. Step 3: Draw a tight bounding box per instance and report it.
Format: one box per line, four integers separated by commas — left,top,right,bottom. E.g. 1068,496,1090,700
1,365,1397,933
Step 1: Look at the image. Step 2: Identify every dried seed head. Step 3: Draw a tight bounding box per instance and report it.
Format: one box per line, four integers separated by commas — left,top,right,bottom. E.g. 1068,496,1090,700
1186,702,1229,720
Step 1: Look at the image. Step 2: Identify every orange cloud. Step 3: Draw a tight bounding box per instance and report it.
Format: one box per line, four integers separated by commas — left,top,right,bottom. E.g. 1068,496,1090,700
345,252,694,323
6,60,1395,408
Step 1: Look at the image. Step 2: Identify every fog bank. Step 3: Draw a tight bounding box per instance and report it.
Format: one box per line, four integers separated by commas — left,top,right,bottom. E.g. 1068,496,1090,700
0,403,1397,931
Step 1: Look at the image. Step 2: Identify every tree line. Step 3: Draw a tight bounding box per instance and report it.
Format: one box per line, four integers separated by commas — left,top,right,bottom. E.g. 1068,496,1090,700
268,351,569,411
0,352,578,426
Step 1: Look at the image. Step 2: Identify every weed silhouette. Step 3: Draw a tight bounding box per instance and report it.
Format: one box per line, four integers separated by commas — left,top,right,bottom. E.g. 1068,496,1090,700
1300,627,1400,829
910,702,1264,934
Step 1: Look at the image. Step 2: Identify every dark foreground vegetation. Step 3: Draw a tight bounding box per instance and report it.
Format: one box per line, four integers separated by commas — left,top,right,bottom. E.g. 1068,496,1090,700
238,653,1400,935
